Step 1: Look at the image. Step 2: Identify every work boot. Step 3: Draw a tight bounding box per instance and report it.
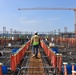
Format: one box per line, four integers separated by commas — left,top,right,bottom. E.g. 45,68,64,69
35,55,39,59
32,54,35,58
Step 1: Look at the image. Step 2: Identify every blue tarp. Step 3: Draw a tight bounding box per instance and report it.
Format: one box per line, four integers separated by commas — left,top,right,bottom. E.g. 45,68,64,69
52,47,58,53
12,48,19,54
62,64,76,74
2,65,8,74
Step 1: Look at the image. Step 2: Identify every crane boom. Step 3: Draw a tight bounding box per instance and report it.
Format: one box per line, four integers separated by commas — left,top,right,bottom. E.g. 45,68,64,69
18,7,76,36
18,7,76,10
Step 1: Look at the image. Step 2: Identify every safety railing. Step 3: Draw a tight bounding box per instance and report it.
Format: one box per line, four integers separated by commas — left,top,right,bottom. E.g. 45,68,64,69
40,41,76,75
10,41,30,72
40,41,62,74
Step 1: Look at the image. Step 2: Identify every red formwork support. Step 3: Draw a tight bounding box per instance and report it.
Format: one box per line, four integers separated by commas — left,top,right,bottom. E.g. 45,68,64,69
47,47,50,57
11,55,16,71
56,53,59,69
50,51,57,68
52,52,57,68
26,41,30,50
11,49,23,72
0,63,2,75
56,54,62,74
51,51,54,65
47,48,52,63
40,41,44,48
58,54,62,73
22,47,25,57
11,41,31,72
24,45,27,53
43,43,49,56
19,49,22,61
16,51,20,65
41,41,57,68
40,41,63,73
43,43,46,53
45,45,48,56
26,43,28,50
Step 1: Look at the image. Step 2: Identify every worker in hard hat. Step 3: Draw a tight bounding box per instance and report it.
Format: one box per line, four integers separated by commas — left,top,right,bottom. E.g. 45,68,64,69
31,31,40,58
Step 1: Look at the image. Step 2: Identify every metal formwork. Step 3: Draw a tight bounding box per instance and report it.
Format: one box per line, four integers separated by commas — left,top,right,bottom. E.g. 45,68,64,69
17,46,55,75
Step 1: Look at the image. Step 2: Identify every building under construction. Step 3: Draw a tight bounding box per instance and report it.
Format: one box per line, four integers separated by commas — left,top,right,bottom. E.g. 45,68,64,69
1,5,76,75
0,29,76,75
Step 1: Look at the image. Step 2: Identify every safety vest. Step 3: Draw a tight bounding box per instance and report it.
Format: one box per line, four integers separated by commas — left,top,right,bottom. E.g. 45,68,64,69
31,35,40,46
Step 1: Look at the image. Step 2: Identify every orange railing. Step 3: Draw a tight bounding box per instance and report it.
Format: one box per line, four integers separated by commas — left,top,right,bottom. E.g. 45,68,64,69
10,41,30,71
40,41,62,74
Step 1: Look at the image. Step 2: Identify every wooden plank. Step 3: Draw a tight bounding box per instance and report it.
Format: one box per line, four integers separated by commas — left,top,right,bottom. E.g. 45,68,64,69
27,51,45,75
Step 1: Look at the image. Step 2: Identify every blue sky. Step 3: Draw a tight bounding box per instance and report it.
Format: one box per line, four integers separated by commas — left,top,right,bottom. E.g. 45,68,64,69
0,0,76,33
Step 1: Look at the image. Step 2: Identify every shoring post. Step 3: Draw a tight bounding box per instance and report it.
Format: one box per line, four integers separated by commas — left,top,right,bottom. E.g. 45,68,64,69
48,49,52,63
50,50,52,64
51,51,54,65
46,46,48,55
40,41,43,48
25,44,28,52
42,42,45,50
63,62,68,75
56,53,60,70
72,71,76,75
16,52,20,65
45,45,47,55
46,46,48,56
26,43,28,50
44,44,47,54
18,51,20,64
27,42,29,49
47,47,50,58
23,45,25,54
58,54,62,74
52,52,57,68
11,54,16,71
22,47,24,58
0,63,3,75
19,50,22,61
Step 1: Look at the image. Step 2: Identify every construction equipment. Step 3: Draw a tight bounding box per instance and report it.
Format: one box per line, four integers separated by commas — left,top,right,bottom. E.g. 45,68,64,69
18,7,76,37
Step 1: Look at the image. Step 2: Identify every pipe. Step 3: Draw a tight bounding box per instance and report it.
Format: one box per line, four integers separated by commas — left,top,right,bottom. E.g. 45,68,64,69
71,63,75,75
72,71,76,75
72,63,75,71
63,62,68,75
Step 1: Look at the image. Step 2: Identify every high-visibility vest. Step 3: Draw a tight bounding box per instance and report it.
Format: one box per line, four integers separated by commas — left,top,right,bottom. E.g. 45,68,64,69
31,35,40,46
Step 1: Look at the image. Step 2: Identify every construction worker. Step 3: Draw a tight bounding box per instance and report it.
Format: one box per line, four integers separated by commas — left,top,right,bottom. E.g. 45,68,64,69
31,31,40,58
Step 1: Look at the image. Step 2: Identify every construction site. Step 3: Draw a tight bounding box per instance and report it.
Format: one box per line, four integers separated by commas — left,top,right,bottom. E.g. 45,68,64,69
0,3,76,74
0,25,76,75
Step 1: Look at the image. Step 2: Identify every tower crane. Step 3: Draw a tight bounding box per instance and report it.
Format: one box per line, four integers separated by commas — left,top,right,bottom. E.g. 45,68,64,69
18,7,76,37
